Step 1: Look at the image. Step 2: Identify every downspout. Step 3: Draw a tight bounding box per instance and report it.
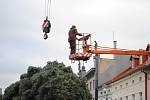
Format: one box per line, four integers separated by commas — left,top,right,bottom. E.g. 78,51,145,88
94,41,99,100
144,72,147,100
141,70,147,100
94,54,100,100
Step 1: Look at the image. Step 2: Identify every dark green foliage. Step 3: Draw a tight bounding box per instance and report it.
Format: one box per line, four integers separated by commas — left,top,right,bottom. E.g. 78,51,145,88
3,61,91,100
0,96,1,100
19,79,32,95
20,73,28,80
27,66,41,78
3,82,20,100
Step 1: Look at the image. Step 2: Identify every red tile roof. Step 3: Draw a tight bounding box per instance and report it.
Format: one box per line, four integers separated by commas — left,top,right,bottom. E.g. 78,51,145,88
106,63,149,84
105,43,150,84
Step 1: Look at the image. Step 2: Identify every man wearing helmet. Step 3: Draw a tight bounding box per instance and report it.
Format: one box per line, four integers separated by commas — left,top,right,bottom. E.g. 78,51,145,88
68,25,82,55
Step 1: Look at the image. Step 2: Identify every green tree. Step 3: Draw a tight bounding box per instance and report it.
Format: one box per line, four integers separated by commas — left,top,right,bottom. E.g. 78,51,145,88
3,61,91,100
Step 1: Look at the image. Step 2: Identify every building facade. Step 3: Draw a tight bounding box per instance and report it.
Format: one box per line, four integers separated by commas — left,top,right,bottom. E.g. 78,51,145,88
98,41,131,87
111,71,146,100
98,84,112,100
96,41,130,100
98,65,150,100
84,68,96,100
104,64,150,100
98,43,150,100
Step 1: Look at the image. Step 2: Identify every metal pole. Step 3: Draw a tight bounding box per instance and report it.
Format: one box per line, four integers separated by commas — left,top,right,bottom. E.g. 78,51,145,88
95,54,99,100
94,41,99,100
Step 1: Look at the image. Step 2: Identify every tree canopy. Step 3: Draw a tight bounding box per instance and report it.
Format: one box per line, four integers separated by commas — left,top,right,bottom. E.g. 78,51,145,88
3,61,91,100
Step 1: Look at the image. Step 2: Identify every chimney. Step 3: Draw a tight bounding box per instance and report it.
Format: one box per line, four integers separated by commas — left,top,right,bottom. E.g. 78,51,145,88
113,41,117,49
130,55,140,68
142,55,148,64
139,49,148,64
113,41,117,59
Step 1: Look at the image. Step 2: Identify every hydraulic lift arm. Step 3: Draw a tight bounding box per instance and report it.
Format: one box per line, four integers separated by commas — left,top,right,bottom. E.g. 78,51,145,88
69,33,150,62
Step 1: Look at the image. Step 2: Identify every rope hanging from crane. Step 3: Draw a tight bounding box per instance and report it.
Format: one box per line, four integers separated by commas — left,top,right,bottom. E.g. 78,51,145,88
42,0,51,40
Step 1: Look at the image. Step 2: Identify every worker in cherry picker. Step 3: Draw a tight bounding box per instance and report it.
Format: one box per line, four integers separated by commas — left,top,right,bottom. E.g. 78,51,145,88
42,16,51,39
68,25,82,56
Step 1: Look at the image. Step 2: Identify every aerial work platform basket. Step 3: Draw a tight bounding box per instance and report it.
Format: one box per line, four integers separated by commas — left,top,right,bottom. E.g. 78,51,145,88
69,33,150,63
69,33,92,61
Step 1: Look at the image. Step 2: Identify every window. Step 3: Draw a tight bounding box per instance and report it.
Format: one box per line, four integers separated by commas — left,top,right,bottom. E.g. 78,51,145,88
132,94,135,100
126,96,128,100
90,81,92,90
139,77,142,81
93,80,95,90
126,83,128,87
104,91,106,94
120,85,122,89
86,84,88,88
139,92,143,100
115,87,117,90
120,97,122,100
132,80,135,84
100,92,103,95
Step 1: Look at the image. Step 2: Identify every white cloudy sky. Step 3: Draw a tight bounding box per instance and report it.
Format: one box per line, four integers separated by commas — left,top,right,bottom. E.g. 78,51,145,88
0,0,150,92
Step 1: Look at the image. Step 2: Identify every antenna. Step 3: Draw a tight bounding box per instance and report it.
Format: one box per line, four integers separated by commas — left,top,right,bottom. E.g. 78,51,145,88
113,31,117,49
113,31,115,41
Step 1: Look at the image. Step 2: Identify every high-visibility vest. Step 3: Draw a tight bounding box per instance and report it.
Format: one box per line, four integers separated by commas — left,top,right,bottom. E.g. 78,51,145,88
42,20,51,33
43,21,49,28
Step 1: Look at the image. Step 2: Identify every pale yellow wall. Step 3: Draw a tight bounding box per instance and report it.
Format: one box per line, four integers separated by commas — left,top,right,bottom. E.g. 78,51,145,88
111,72,145,100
